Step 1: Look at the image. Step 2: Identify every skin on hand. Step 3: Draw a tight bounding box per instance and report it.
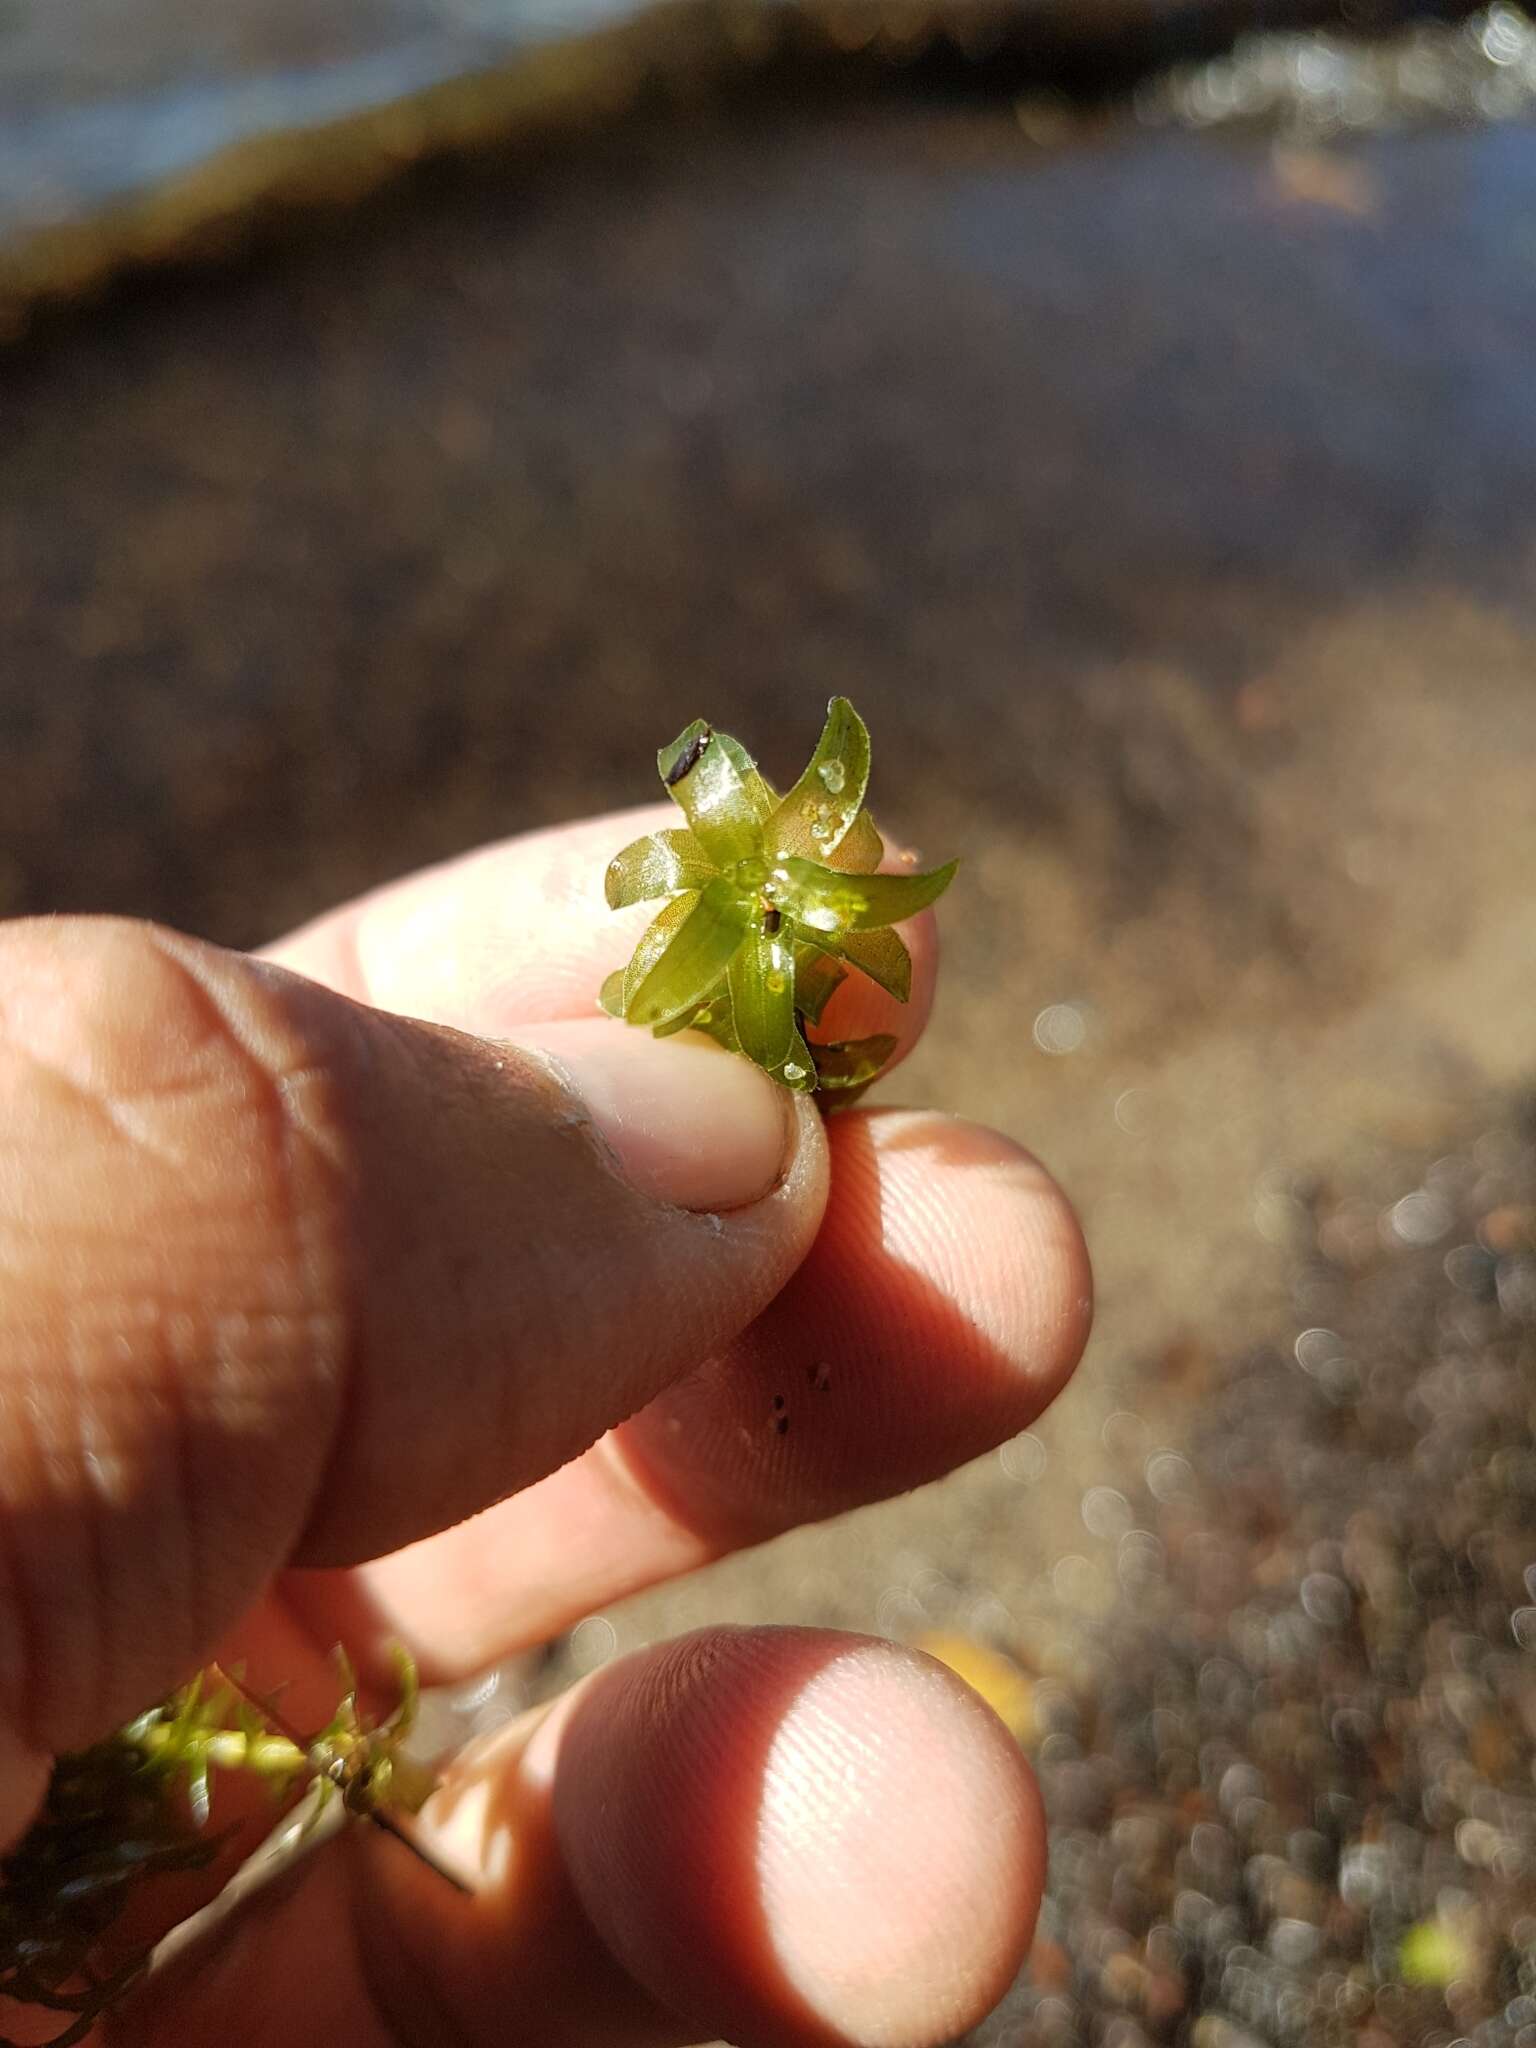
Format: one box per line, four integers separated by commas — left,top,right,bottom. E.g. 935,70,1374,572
0,806,1091,2048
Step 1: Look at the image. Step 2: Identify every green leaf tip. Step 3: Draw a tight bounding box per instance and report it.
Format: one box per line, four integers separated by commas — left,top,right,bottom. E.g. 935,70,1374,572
602,700,955,1100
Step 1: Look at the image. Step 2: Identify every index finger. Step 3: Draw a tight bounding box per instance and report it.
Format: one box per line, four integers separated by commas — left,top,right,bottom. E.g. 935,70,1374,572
264,807,939,1073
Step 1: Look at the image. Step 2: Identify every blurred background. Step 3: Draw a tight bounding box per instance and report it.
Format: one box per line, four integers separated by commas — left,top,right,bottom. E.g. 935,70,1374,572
4,1,1536,2040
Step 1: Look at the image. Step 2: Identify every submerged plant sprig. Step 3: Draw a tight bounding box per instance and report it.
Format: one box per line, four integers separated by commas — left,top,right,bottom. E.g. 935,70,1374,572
0,1648,445,2047
601,699,955,1099
123,1648,438,1834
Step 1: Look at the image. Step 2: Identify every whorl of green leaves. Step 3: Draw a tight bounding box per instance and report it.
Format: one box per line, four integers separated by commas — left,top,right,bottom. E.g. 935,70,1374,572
602,700,955,1101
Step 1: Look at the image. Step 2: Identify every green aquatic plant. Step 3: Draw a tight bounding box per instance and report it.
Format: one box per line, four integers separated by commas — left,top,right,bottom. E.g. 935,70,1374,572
601,699,956,1100
0,1650,443,2046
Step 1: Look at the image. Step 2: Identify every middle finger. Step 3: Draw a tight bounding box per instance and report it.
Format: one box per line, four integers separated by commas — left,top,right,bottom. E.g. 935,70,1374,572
282,1106,1091,1680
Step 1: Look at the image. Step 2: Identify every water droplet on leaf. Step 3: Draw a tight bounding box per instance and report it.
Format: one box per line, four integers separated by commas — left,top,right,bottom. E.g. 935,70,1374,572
782,1061,808,1082
817,760,847,794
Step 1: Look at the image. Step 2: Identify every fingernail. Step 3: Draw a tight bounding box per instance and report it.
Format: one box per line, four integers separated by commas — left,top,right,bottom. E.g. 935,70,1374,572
507,1019,794,1213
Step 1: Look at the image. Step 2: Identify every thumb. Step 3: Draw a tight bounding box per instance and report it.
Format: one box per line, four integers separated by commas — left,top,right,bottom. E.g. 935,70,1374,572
0,917,826,1763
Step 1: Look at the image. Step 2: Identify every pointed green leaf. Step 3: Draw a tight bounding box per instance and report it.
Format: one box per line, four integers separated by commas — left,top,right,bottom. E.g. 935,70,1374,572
729,918,797,1072
793,945,848,1026
384,1644,420,1736
825,805,883,874
333,1644,359,1706
778,1024,818,1091
657,717,710,785
651,979,729,1037
810,1033,899,1108
840,860,957,930
623,892,701,1008
686,992,743,1056
604,828,716,909
627,881,754,1030
777,855,956,937
766,698,872,862
657,722,766,867
820,925,912,1003
811,1034,899,1088
599,969,627,1018
714,733,779,821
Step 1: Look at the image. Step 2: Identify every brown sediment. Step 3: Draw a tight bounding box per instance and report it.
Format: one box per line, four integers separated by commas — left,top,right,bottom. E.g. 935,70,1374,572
969,1100,1536,2045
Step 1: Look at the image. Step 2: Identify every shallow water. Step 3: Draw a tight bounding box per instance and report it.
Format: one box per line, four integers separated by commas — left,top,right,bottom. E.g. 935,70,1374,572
3,35,1536,2030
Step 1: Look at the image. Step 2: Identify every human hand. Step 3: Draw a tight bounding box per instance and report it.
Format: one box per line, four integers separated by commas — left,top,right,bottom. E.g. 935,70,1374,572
0,805,1091,2047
